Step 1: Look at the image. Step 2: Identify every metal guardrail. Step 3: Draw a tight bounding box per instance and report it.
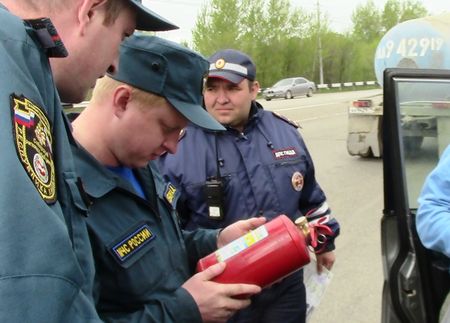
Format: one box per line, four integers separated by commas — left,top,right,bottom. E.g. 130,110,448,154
317,81,379,90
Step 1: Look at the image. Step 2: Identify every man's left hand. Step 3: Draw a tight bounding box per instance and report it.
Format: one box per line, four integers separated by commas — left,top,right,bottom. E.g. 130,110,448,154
217,217,267,248
316,251,335,274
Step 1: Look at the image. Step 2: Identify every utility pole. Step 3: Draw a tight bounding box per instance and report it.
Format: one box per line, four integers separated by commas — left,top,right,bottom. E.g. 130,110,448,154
317,0,324,85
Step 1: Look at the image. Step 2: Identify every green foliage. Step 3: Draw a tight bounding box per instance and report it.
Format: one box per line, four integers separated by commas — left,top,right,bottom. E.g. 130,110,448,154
192,0,241,55
382,0,427,32
400,0,428,21
191,0,430,86
352,0,382,42
382,0,402,31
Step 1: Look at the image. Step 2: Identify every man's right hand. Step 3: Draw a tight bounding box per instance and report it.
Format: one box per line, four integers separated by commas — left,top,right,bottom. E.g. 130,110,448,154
182,262,261,323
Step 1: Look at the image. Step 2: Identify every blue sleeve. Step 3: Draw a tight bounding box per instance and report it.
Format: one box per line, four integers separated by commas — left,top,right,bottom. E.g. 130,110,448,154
417,146,450,259
297,134,340,253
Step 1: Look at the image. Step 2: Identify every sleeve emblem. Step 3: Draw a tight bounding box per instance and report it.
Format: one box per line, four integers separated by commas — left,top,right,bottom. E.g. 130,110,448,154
11,94,56,204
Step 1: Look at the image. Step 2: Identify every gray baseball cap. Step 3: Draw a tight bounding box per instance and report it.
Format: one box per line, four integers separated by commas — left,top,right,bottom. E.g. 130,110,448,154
110,34,225,131
128,0,178,31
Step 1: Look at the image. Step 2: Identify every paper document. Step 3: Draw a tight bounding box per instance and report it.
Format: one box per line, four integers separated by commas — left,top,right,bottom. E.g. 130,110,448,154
304,258,333,321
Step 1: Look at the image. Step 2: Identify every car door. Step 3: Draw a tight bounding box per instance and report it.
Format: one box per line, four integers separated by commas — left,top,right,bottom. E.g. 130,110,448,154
382,68,450,323
294,78,307,96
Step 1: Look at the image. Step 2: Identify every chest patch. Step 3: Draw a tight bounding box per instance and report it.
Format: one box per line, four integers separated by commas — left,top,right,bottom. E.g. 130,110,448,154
11,94,56,204
109,223,155,264
273,147,298,160
291,171,304,192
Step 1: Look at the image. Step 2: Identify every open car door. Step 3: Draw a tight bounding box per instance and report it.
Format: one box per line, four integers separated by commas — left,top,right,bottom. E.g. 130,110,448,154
382,68,450,323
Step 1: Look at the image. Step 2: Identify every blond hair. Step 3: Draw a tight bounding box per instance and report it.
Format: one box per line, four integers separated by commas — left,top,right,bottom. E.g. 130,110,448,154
91,76,167,109
103,0,128,26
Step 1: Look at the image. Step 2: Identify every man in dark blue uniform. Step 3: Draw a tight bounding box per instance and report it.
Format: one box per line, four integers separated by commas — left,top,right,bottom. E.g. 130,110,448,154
70,34,264,323
159,49,341,323
0,1,176,321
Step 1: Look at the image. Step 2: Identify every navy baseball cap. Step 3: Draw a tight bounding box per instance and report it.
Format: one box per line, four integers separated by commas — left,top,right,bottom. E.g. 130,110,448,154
128,0,178,31
110,34,225,131
208,49,256,84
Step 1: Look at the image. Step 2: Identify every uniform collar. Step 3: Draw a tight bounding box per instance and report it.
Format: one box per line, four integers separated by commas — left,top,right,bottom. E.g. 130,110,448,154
72,145,118,198
237,101,263,133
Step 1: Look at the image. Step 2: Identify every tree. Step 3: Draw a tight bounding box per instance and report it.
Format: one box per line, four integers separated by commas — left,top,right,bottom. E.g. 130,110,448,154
382,0,402,31
191,0,313,87
382,0,427,32
192,0,241,56
400,0,428,22
352,0,382,43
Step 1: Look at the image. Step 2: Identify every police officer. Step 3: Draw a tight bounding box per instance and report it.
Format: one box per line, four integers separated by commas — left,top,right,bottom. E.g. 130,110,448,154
159,49,341,323
0,1,176,321
70,35,264,323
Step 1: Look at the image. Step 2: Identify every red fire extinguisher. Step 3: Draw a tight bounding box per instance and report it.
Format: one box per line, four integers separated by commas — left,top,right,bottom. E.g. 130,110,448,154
196,214,312,288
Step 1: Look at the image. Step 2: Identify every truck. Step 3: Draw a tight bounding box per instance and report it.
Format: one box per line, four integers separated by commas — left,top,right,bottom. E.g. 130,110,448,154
347,13,450,158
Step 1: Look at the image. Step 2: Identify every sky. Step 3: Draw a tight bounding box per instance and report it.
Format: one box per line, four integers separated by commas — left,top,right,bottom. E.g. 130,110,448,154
143,0,449,44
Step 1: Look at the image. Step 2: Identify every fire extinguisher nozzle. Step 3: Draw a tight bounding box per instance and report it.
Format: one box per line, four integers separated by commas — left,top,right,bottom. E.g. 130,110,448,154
294,216,310,237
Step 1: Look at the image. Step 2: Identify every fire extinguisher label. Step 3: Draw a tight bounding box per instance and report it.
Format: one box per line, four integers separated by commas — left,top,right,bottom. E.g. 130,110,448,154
215,225,269,262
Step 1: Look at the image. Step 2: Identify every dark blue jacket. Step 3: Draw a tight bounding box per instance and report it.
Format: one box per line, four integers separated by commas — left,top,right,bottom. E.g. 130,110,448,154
0,6,100,322
73,144,219,323
160,102,339,252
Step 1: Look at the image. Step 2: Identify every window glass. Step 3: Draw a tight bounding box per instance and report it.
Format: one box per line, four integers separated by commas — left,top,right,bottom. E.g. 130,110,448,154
395,77,450,208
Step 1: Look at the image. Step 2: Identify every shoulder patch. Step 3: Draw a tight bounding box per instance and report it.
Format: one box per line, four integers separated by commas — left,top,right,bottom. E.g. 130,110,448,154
11,94,56,204
271,111,300,128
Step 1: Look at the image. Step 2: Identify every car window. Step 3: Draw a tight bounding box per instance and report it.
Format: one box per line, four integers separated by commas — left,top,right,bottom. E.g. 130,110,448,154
397,79,450,209
295,78,306,84
273,78,293,87
396,77,450,208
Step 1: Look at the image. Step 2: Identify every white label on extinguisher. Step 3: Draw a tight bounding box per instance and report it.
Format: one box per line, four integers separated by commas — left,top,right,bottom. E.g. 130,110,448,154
215,225,269,262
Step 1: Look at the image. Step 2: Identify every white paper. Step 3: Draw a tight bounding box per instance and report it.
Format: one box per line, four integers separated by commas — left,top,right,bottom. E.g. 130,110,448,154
304,258,333,321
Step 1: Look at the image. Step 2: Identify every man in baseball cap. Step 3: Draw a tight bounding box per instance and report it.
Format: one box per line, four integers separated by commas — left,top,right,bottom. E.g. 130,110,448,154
70,36,262,322
159,47,340,323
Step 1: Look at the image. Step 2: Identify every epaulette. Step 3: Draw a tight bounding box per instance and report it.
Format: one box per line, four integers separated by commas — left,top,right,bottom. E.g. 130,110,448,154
271,111,300,128
24,18,68,57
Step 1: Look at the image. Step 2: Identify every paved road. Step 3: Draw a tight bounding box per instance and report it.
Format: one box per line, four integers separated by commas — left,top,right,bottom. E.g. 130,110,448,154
257,89,384,323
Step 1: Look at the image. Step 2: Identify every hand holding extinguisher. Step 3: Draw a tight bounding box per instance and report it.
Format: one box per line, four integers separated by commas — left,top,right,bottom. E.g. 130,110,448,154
197,214,321,288
182,261,261,322
216,216,267,248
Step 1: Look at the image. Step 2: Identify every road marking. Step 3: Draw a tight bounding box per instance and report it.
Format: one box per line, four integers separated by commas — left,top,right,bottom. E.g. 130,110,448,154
295,112,347,123
275,102,336,112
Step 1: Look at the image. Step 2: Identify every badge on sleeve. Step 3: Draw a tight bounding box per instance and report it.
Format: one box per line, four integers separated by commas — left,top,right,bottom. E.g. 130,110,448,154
291,171,304,192
11,94,56,204
164,182,177,206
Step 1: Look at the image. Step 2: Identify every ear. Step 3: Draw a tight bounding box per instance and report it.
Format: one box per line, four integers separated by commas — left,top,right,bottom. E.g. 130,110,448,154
112,85,132,119
77,0,108,35
250,81,260,100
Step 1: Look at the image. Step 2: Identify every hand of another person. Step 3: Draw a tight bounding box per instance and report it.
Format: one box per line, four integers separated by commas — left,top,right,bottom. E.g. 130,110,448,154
316,251,336,274
182,262,261,323
217,217,266,248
